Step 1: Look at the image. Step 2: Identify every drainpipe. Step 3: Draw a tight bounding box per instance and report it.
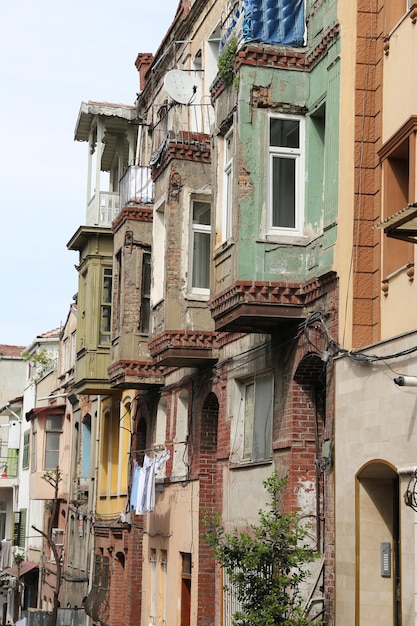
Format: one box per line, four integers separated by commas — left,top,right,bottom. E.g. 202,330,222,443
86,395,101,626
313,387,321,552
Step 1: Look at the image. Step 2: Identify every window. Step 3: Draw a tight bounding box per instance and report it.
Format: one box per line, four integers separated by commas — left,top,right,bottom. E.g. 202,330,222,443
50,528,65,563
45,415,62,470
100,409,121,496
223,131,233,241
31,424,37,472
140,252,151,334
181,552,192,626
115,250,122,335
380,125,415,277
152,201,166,306
223,568,243,626
173,391,189,479
268,115,305,235
62,337,69,375
0,502,6,541
14,509,27,548
81,415,92,478
242,373,273,462
71,331,76,367
100,267,112,343
190,200,211,292
22,431,30,469
150,549,157,623
160,551,168,625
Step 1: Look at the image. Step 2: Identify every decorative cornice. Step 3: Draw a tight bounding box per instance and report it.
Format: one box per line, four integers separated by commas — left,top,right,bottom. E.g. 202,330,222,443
209,272,338,320
378,116,417,161
211,25,340,104
148,330,218,358
305,24,340,68
236,46,307,71
112,205,153,232
108,359,167,382
152,132,211,181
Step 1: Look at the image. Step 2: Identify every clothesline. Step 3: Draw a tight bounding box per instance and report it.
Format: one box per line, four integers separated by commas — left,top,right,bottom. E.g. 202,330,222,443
130,450,170,515
128,445,167,456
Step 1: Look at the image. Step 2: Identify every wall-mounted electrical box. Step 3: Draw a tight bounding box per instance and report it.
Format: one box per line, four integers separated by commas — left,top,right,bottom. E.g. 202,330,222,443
380,542,391,577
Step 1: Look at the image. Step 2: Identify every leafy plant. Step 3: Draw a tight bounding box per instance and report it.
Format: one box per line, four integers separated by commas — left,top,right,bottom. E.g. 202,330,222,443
22,348,55,382
218,37,238,86
203,472,321,626
14,552,25,567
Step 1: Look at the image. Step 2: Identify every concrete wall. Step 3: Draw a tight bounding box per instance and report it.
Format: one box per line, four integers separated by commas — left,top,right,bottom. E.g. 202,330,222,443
335,330,417,624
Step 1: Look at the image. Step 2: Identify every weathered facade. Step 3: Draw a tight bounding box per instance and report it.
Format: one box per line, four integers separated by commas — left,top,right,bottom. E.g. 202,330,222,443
95,1,343,624
334,1,417,625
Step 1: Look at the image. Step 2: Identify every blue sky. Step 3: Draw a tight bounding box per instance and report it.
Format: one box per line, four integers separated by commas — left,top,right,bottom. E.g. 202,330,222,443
0,0,178,347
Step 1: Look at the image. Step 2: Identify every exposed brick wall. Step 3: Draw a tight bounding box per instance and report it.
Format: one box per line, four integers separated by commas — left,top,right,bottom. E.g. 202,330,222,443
196,392,219,626
352,0,383,347
90,522,144,626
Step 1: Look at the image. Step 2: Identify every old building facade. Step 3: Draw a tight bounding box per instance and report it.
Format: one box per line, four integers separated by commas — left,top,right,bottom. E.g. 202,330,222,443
86,1,344,624
334,1,417,625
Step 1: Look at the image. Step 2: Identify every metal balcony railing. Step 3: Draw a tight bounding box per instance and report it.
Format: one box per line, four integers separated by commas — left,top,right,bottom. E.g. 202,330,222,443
0,456,18,478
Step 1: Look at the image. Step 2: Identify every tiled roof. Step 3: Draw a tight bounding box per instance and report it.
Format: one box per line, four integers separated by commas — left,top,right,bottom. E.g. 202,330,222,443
36,327,62,339
0,345,25,357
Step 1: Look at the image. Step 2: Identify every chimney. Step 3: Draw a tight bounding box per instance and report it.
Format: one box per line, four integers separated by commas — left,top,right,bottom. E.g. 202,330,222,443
135,53,154,91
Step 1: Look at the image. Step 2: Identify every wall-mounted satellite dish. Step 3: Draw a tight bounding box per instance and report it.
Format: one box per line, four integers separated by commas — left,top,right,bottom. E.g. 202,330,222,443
164,70,197,105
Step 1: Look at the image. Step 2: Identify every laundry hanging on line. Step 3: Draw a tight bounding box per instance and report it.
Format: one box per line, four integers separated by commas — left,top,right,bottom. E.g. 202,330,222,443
130,450,170,515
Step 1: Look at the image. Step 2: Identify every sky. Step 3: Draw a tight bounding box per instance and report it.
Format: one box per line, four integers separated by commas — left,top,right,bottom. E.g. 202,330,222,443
0,0,179,347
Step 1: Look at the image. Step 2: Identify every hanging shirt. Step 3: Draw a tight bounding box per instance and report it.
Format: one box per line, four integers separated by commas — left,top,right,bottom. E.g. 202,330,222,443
130,460,141,512
135,451,171,514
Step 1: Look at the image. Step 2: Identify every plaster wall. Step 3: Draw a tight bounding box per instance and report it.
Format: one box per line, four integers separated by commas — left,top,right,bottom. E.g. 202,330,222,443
335,330,417,624
141,480,199,626
96,394,129,518
381,270,417,338
222,463,272,529
382,14,417,143
111,216,153,363
0,357,26,407
334,0,358,350
151,160,213,335
213,39,341,292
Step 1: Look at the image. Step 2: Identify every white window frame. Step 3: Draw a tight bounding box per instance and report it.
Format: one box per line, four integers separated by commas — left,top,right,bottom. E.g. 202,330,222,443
189,199,211,296
267,114,305,237
223,130,233,242
44,415,62,470
100,266,112,344
152,199,166,307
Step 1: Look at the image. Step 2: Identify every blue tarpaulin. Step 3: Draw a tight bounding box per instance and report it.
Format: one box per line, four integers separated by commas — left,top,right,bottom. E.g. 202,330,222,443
243,0,305,47
219,0,305,52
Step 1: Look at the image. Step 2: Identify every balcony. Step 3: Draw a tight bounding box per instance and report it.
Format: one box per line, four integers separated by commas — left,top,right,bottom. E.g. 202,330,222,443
0,456,18,479
108,359,166,389
119,165,154,209
209,273,337,333
148,331,218,367
86,192,120,227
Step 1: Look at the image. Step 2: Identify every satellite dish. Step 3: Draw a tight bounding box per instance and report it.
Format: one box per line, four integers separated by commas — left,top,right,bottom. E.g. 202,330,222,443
164,70,197,105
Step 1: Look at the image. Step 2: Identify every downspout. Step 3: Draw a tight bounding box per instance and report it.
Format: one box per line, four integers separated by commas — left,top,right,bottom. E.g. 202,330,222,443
86,395,101,626
313,386,321,552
